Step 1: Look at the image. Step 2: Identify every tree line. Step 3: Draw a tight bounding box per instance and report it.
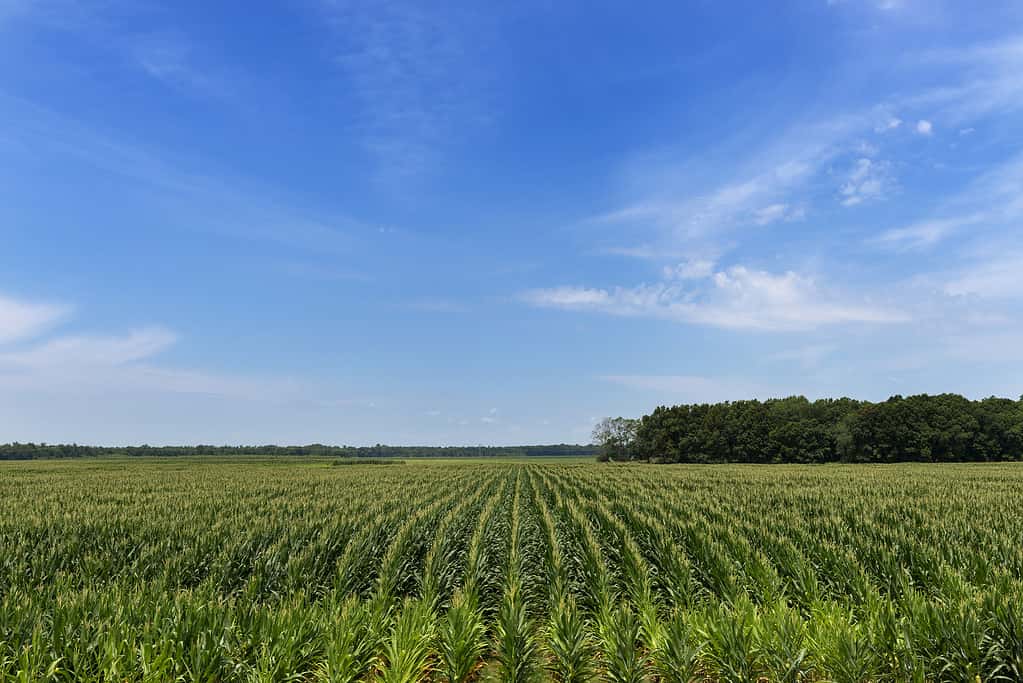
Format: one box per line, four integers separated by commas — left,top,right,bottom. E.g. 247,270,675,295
595,394,1023,463
0,443,598,460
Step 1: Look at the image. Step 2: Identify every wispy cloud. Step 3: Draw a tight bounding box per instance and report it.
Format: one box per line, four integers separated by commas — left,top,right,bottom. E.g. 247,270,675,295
753,202,805,225
944,252,1023,299
839,157,893,206
521,266,907,331
873,215,983,250
0,327,176,368
874,116,902,132
319,0,491,181
1,94,368,255
594,34,1023,269
0,293,307,401
0,294,69,344
128,32,237,99
1,3,240,100
598,144,825,246
663,258,716,280
871,150,1023,251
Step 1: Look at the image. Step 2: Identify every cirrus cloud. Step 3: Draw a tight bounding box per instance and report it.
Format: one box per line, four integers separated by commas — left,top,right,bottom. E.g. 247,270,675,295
521,266,907,332
0,294,68,344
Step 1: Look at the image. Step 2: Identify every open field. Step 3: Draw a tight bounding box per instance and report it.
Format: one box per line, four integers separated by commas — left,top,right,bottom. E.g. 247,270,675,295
1,459,1022,681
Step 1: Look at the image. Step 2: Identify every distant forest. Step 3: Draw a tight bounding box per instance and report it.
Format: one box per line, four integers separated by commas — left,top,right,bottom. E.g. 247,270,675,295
0,443,598,460
6,394,1023,464
626,393,1023,463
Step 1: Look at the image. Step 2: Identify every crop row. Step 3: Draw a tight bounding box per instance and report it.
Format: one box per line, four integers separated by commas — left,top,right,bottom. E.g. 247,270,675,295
0,459,1021,681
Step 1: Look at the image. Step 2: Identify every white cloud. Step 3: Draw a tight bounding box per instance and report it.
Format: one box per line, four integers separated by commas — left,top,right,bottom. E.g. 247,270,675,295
594,34,1023,269
0,327,176,368
0,294,68,344
1,95,364,256
944,252,1023,299
601,244,675,260
873,152,1023,251
596,132,832,247
129,33,236,99
525,286,611,308
0,296,315,404
873,214,983,251
908,37,1023,125
595,109,897,261
826,0,904,10
753,203,798,225
840,157,892,206
856,141,880,156
663,258,715,280
522,266,906,331
874,117,902,132
319,1,491,181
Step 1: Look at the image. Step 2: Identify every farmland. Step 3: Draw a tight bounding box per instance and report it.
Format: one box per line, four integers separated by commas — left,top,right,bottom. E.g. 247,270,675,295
1,459,1022,681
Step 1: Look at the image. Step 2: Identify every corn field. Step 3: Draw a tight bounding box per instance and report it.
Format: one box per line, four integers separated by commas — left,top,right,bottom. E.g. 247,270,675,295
1,459,1022,682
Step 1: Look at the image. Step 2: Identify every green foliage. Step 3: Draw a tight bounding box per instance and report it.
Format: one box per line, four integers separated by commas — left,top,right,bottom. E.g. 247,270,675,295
545,597,593,683
597,604,649,683
633,393,1023,463
493,582,537,683
375,600,436,683
314,597,381,683
648,609,702,683
436,591,487,683
700,599,759,682
0,459,1021,680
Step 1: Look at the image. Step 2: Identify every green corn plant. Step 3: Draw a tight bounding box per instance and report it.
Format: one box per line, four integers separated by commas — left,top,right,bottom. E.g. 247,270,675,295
529,471,570,609
545,596,593,683
931,606,981,681
493,581,537,683
986,587,1023,682
494,476,538,683
375,599,437,683
436,590,487,683
12,627,63,683
596,603,649,683
753,601,811,683
460,485,508,611
809,604,880,683
701,599,759,683
420,484,490,610
244,600,324,683
96,620,135,682
137,631,176,683
649,608,702,683
315,597,382,683
162,599,236,683
567,504,615,615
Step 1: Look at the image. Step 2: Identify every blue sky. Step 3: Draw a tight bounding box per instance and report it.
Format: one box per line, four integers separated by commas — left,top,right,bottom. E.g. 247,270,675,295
2,0,1023,445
